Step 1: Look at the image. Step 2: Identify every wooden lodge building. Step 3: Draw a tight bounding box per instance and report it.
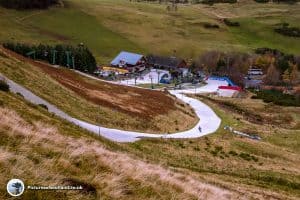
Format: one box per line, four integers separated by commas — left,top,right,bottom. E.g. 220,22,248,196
146,54,187,70
110,51,146,73
110,52,188,76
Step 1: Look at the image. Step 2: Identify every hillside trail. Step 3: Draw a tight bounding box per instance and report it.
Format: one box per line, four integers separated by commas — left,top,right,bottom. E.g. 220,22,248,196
197,6,238,19
15,11,44,22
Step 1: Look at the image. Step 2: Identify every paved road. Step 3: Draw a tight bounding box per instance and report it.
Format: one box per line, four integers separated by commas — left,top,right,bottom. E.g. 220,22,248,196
1,74,222,142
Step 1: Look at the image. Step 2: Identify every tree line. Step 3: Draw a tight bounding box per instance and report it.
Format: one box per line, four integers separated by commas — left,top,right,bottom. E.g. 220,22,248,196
3,42,97,73
191,48,300,87
0,0,59,9
129,0,298,4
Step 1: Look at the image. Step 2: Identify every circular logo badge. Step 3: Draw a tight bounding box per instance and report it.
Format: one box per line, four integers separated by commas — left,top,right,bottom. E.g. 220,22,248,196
7,179,25,197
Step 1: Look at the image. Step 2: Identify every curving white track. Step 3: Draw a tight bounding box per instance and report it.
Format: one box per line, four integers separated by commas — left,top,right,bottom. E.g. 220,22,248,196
1,74,225,142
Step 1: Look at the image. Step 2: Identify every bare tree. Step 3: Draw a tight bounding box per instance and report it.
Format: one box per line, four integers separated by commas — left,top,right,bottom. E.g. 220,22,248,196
289,62,300,85
196,51,222,73
264,61,280,85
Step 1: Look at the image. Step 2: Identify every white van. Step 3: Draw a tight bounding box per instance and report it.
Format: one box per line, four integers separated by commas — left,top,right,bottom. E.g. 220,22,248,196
248,68,263,76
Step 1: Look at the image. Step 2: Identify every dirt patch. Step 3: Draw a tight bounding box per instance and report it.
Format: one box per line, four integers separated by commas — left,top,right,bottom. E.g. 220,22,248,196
1,47,180,120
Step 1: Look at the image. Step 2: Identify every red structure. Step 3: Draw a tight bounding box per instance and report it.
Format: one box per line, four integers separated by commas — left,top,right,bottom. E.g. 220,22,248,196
218,86,242,91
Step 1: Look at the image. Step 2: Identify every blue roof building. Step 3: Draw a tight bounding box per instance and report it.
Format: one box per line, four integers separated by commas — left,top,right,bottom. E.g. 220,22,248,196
111,51,144,66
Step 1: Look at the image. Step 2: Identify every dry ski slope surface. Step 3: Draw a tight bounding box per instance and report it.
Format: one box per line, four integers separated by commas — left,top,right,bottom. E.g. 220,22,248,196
0,73,223,142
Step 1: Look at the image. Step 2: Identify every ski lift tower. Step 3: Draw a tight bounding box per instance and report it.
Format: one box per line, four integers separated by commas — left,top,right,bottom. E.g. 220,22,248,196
26,50,36,59
51,49,58,65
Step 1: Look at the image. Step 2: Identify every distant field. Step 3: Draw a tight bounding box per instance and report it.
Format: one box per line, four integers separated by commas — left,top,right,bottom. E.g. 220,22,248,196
0,47,198,133
62,0,300,55
0,0,299,64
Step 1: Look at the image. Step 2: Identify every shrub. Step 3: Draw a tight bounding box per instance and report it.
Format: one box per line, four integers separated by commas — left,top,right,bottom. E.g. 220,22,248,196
224,19,240,27
38,104,48,110
215,145,223,152
0,0,59,10
251,155,259,162
273,0,299,3
0,80,9,92
254,0,270,3
193,147,200,151
179,143,186,148
202,0,237,5
255,47,284,56
203,22,219,29
239,152,252,161
16,92,24,98
274,24,300,37
228,150,238,156
210,150,218,156
253,89,300,107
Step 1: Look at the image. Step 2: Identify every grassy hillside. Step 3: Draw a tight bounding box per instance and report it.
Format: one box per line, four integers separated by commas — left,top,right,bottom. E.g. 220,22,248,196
0,49,299,199
1,1,300,199
0,91,228,200
1,79,299,199
74,0,300,56
0,0,299,63
0,47,198,133
0,3,143,63
123,94,300,199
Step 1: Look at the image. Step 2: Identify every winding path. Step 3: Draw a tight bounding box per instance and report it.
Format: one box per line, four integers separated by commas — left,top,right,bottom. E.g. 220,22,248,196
1,74,224,142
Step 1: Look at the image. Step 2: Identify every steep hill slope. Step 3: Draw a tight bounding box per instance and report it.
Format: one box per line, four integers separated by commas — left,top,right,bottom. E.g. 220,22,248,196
0,47,198,133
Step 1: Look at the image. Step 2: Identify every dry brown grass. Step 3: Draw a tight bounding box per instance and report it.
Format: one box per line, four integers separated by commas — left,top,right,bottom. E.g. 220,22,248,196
0,106,237,199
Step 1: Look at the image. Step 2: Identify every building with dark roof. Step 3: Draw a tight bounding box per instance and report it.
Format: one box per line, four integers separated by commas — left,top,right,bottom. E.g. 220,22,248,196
146,55,187,70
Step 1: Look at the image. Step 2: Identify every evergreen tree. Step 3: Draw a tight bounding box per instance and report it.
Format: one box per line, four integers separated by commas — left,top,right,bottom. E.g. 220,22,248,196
0,0,59,9
3,42,97,73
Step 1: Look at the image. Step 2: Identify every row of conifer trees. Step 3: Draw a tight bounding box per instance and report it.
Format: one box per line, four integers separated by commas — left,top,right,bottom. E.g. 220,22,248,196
0,0,59,9
3,42,97,73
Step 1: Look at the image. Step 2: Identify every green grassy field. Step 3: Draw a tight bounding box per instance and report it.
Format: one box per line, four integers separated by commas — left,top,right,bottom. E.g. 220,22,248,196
0,0,299,64
0,3,143,63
